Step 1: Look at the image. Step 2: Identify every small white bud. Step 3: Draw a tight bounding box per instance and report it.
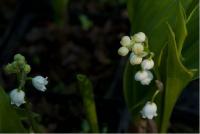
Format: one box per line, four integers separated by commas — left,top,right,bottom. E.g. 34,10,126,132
120,36,131,47
133,32,146,43
132,43,144,55
32,76,48,92
141,59,154,70
118,47,129,56
140,71,153,85
134,70,148,81
140,101,157,119
130,53,142,65
10,89,26,107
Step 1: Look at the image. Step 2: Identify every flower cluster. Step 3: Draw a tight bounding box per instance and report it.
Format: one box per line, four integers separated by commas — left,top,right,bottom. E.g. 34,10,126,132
118,32,160,120
118,32,154,85
4,54,48,107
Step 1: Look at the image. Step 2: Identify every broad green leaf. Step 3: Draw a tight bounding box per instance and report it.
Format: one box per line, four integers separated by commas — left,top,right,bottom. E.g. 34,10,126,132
0,88,26,132
159,24,193,132
174,2,187,56
77,74,99,133
182,4,199,79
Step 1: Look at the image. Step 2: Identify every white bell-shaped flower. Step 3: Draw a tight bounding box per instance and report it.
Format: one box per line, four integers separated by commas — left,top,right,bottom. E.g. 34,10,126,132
10,89,26,107
134,70,148,81
140,101,157,119
141,59,154,70
130,53,142,65
32,76,48,92
132,43,144,55
120,36,131,47
118,47,129,56
140,71,153,85
133,32,146,43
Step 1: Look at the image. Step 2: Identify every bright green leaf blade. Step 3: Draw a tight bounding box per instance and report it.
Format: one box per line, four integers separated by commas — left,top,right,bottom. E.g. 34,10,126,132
159,24,193,132
0,88,26,132
182,4,199,79
77,74,99,133
174,2,187,56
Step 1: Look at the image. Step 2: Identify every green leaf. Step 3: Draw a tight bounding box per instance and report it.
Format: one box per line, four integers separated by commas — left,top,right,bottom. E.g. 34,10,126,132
174,2,187,56
0,88,26,132
159,24,193,132
77,74,99,133
182,4,199,79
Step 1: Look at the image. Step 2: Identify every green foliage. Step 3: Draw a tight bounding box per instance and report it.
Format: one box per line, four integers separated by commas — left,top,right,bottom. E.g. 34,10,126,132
77,74,99,133
52,0,70,27
0,87,26,132
125,0,198,132
79,15,93,30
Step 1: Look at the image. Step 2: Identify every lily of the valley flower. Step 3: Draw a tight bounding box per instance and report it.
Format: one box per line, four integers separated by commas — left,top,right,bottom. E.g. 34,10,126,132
132,32,146,43
141,59,154,70
135,70,153,85
140,101,157,119
129,53,143,65
120,36,131,47
132,43,144,55
32,76,48,92
135,70,148,81
118,47,129,56
10,89,26,107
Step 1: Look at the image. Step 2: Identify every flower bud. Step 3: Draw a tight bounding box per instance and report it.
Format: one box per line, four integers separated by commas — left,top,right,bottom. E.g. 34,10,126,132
132,43,144,55
140,101,157,119
10,89,26,107
24,64,31,74
118,47,129,56
32,76,48,92
120,36,131,47
130,53,142,65
141,59,154,70
14,54,25,62
135,70,148,81
133,32,146,43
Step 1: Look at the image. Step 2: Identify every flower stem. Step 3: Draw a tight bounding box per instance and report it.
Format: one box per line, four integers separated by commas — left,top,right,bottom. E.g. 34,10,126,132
151,90,160,102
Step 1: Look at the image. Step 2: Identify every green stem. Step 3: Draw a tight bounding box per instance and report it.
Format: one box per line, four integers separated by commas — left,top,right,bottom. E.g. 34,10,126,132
17,71,40,132
151,90,160,102
18,71,26,91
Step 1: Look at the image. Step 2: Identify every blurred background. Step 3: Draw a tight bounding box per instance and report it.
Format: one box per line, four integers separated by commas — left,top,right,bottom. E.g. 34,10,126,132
0,0,198,132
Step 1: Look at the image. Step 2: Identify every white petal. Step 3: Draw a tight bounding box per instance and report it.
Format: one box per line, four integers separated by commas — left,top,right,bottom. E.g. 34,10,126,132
133,32,146,43
120,36,131,47
118,47,129,56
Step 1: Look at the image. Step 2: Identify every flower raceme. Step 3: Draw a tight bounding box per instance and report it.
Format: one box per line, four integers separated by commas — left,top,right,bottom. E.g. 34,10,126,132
117,33,159,120
5,54,49,107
